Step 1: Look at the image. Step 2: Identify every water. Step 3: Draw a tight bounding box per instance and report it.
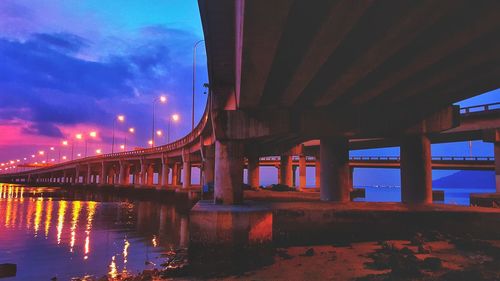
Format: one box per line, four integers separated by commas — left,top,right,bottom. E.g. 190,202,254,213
355,186,495,205
0,183,495,279
0,185,189,280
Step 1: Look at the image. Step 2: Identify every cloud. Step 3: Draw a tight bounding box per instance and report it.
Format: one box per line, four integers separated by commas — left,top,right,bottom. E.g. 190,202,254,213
22,122,64,138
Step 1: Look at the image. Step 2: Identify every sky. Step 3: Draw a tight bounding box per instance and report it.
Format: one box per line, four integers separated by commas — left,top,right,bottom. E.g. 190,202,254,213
0,1,498,186
0,0,208,161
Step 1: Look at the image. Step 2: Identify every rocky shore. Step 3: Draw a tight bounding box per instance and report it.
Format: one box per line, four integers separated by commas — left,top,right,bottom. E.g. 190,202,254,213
71,231,500,281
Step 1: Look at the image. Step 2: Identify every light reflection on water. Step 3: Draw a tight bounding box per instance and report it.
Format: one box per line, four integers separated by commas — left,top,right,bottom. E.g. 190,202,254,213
0,184,188,280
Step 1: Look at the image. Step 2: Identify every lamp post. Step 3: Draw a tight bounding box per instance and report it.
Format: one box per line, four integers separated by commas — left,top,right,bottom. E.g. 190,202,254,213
193,39,205,130
168,114,180,143
124,127,135,151
152,95,167,148
82,131,97,157
112,115,125,153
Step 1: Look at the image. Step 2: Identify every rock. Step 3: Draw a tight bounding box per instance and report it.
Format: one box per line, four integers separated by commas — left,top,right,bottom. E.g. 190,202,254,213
300,248,315,257
0,264,17,278
422,257,442,271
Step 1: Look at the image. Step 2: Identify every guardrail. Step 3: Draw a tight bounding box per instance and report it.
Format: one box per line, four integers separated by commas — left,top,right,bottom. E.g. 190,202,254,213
460,102,500,115
260,156,494,162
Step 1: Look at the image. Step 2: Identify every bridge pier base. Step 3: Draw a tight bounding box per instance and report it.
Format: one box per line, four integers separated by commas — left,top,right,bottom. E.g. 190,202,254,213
247,155,260,189
320,137,350,202
214,140,244,205
315,157,321,188
161,160,169,187
401,135,432,204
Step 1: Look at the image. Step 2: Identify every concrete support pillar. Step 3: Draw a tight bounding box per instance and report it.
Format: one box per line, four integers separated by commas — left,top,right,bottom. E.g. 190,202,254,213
172,163,179,186
147,164,154,186
279,155,293,186
320,137,350,202
98,162,105,185
214,140,244,205
203,145,215,187
247,155,260,189
315,157,321,188
140,161,148,186
299,155,307,190
119,161,130,185
400,135,432,204
86,165,91,184
161,159,169,187
75,167,80,184
495,142,500,193
107,167,115,185
182,152,191,189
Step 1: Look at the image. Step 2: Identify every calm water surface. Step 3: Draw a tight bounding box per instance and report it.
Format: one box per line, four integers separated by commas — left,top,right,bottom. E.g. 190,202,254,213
0,184,188,280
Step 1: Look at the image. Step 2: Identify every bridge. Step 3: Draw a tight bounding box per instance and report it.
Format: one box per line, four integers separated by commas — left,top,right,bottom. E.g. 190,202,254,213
1,0,500,206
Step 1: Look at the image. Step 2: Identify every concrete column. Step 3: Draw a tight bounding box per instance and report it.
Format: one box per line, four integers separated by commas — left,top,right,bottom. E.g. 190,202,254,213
247,155,260,189
75,167,80,184
496,142,500,193
214,140,244,205
86,165,91,184
182,152,191,189
140,161,148,186
107,167,115,185
315,157,321,188
99,162,106,185
400,135,432,204
203,145,215,187
299,155,307,190
320,137,350,202
161,159,169,187
147,164,154,186
172,163,179,186
118,162,128,185
280,155,293,186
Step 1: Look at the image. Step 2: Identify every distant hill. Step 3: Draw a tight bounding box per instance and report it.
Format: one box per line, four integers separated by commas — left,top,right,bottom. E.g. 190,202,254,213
433,170,495,189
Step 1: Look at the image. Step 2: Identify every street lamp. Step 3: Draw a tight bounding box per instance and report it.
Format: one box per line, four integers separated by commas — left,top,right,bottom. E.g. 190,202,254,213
124,127,135,151
84,131,97,157
168,114,180,143
96,149,102,155
152,95,167,148
193,39,205,130
112,115,125,153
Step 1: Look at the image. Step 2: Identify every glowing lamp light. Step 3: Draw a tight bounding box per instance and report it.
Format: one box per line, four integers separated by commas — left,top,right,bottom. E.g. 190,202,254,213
156,130,162,136
31,154,35,158
129,127,135,133
50,147,55,151
62,140,68,146
23,158,27,161
148,140,153,145
16,159,20,162
77,153,81,157
159,95,167,103
76,133,83,140
34,162,38,165
0,163,4,166
95,149,102,154
62,156,67,160
89,131,97,138
172,114,180,122
39,151,44,155
51,159,55,162
42,161,46,164
117,115,125,122
120,145,125,150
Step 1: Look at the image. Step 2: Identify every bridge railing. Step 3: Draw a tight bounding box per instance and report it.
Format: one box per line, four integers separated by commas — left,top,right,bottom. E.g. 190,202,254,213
260,155,494,162
460,101,500,115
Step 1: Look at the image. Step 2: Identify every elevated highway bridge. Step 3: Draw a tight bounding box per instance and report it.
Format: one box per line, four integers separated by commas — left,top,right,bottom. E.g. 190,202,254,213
1,1,500,206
